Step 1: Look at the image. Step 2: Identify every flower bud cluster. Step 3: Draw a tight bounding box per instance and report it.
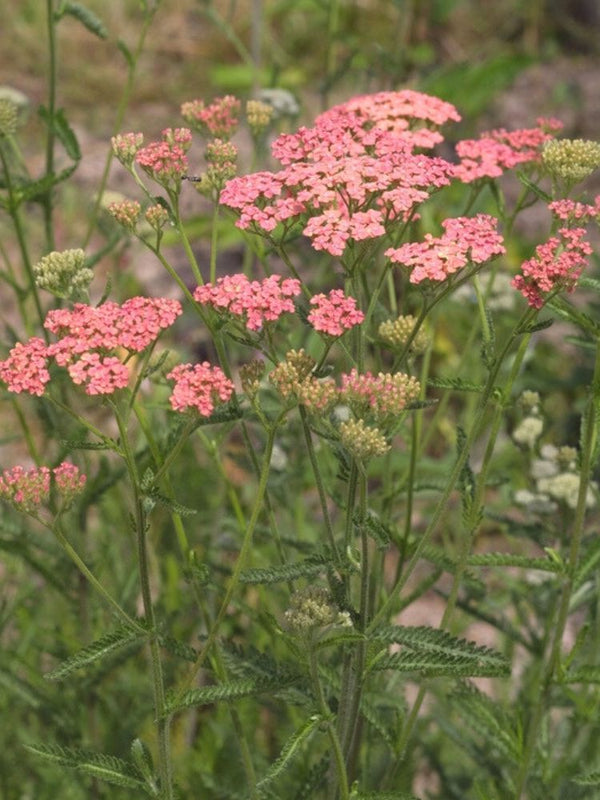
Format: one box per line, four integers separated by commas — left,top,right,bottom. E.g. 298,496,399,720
0,462,86,513
543,138,600,185
512,390,544,450
181,95,240,139
378,315,429,354
515,443,597,513
246,100,274,136
108,199,141,232
111,132,144,166
338,418,390,461
204,139,238,193
0,98,18,137
283,586,350,635
240,360,266,398
33,249,93,300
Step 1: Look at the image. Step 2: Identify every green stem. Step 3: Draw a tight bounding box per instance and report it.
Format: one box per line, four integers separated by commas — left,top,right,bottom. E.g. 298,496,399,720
514,337,600,798
43,0,57,252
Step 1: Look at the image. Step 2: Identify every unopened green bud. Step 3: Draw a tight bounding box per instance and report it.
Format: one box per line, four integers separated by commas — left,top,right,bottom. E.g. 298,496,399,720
33,248,92,300
339,418,390,461
378,315,429,354
543,138,600,185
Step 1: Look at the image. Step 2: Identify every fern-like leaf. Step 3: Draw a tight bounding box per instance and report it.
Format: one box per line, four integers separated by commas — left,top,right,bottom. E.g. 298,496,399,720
165,675,297,715
44,625,145,680
24,743,146,791
427,376,485,393
255,715,323,795
449,682,521,763
240,555,332,584
369,626,510,678
573,768,600,785
562,665,600,684
466,552,562,572
58,2,108,38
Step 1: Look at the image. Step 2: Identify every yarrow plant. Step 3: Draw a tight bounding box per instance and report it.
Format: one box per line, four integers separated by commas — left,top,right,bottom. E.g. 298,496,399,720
3,79,600,800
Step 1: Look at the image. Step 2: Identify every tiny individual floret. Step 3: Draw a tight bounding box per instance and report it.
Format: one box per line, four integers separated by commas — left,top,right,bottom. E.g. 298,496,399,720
108,199,141,232
246,99,274,136
339,418,390,461
283,586,349,635
378,315,429,354
111,132,144,166
543,138,600,185
194,274,301,331
512,416,543,449
0,465,51,512
0,337,51,396
181,95,241,139
33,248,93,300
307,290,364,337
167,362,234,416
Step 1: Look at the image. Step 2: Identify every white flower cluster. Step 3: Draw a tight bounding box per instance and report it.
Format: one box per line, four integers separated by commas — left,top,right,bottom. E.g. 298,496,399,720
515,444,597,513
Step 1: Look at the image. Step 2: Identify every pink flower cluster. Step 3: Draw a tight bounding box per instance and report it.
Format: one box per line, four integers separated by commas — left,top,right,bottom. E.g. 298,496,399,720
549,196,600,223
307,290,364,337
135,130,190,186
385,214,505,283
0,298,182,397
0,462,85,512
512,225,592,308
167,362,234,416
453,118,563,183
220,91,457,257
193,274,301,331
181,95,240,139
340,369,421,424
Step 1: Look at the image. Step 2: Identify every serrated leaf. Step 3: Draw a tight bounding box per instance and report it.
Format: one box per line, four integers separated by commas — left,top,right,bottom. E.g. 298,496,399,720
354,509,393,550
117,38,133,67
573,768,600,786
369,626,510,677
578,276,600,293
314,631,366,651
427,376,485,393
466,552,562,572
44,625,145,680
562,665,600,684
240,556,332,584
58,2,108,38
516,316,554,334
158,634,197,662
38,106,81,162
24,743,146,791
516,172,552,202
60,438,112,450
130,739,157,791
165,675,297,715
256,715,322,794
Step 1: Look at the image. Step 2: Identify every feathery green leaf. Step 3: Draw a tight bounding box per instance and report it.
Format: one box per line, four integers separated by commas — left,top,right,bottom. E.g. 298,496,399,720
24,743,146,790
255,715,323,794
44,626,145,680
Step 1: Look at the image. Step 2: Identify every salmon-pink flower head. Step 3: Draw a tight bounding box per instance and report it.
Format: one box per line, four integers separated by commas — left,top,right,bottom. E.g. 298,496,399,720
167,362,234,416
0,337,51,396
194,274,301,331
0,465,51,512
161,127,192,151
512,226,592,308
549,196,600,224
181,95,241,139
385,214,505,284
340,369,421,424
135,140,188,186
45,297,182,360
453,119,563,183
67,352,130,395
308,289,365,337
0,462,85,512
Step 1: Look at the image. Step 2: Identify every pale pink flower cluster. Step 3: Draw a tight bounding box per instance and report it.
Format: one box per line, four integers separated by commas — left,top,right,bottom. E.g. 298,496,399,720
385,214,505,283
0,337,50,396
549,196,600,223
220,91,457,257
167,362,234,416
194,274,301,331
161,127,193,150
135,132,189,186
181,95,240,139
111,132,144,165
0,298,182,397
340,369,421,424
453,118,563,183
307,290,365,336
512,226,592,308
0,462,85,512
108,199,141,231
